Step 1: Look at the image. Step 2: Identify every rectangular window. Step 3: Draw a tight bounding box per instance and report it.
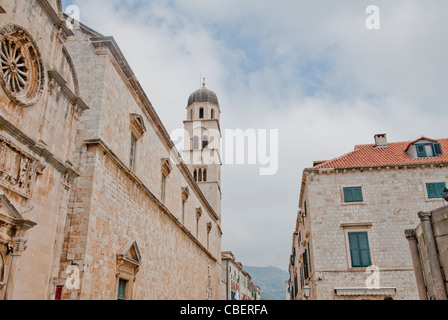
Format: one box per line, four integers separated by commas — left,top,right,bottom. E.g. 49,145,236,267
161,175,166,204
182,200,185,224
303,250,309,280
416,144,427,158
130,135,137,171
348,232,371,268
426,182,447,199
117,279,128,300
343,187,363,203
433,143,443,156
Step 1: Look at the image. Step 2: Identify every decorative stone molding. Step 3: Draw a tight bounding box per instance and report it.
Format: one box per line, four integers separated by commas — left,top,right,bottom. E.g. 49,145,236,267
404,229,417,240
207,221,212,233
161,158,172,178
36,0,74,38
181,186,190,202
334,287,396,296
0,193,37,254
196,207,203,220
0,117,78,184
116,240,141,300
47,70,89,120
340,222,373,228
130,114,146,140
116,240,141,279
0,135,42,198
418,211,432,222
0,24,45,107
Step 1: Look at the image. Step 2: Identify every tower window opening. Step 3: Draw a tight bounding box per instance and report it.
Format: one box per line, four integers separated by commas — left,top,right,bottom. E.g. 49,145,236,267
202,136,209,149
198,168,203,182
211,109,215,119
193,136,199,150
203,169,207,182
199,108,204,119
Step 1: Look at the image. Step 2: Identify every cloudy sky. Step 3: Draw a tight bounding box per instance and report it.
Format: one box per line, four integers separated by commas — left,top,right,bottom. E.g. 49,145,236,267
61,0,448,271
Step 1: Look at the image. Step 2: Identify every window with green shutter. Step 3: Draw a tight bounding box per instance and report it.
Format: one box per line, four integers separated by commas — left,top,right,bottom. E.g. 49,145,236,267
348,232,371,268
416,144,427,158
117,279,128,300
426,182,447,199
343,187,363,203
433,143,443,156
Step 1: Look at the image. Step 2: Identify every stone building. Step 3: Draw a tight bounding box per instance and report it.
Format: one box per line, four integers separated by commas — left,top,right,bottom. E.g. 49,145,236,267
0,0,87,300
289,134,448,300
405,205,448,300
221,251,261,300
1,0,223,300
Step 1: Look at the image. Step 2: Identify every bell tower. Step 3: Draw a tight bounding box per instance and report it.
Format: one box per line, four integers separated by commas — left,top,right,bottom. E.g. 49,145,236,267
183,79,222,218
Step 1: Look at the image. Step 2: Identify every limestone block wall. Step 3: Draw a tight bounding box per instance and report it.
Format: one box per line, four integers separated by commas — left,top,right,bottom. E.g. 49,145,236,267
0,0,85,300
58,24,222,300
298,165,448,300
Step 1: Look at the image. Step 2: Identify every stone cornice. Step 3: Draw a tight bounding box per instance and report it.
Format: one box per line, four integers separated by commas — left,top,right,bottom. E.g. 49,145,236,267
47,70,89,119
305,161,448,175
0,116,79,181
36,0,74,38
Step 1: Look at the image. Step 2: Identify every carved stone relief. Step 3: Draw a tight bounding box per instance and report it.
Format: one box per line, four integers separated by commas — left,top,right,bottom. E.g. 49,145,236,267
0,135,40,198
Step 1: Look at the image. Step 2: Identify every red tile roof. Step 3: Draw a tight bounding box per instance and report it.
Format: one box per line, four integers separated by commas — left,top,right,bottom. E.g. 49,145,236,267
310,137,448,170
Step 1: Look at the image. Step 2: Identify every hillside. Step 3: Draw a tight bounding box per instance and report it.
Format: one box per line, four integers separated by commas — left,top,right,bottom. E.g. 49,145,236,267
244,266,289,300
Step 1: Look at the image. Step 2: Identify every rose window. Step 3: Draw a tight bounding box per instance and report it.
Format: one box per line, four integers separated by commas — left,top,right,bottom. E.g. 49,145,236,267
0,25,44,107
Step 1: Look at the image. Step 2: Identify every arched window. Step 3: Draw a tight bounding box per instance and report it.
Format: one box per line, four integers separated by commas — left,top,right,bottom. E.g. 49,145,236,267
193,136,199,150
203,169,207,182
194,169,197,181
199,108,204,119
198,168,203,182
202,136,209,149
211,109,215,119
190,109,193,120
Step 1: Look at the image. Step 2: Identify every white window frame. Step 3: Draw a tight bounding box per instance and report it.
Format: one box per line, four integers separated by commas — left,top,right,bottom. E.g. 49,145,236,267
341,223,374,270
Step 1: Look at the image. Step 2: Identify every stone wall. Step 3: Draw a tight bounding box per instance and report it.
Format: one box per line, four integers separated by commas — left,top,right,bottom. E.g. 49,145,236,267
292,165,448,300
0,0,86,300
57,25,222,300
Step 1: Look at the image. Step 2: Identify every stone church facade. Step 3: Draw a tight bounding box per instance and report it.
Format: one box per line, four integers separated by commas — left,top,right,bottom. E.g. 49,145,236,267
0,0,223,300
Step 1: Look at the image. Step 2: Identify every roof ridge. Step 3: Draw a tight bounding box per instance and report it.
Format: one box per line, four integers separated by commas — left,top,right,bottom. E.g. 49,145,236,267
308,137,448,170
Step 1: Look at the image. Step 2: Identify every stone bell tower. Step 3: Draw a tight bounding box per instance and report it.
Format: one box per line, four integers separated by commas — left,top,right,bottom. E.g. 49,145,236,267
183,79,222,218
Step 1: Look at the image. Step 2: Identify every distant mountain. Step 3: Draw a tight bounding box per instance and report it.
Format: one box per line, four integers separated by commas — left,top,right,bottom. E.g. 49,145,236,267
243,266,289,300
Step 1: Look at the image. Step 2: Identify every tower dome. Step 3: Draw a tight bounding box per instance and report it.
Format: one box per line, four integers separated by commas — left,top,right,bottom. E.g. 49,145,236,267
188,81,219,107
